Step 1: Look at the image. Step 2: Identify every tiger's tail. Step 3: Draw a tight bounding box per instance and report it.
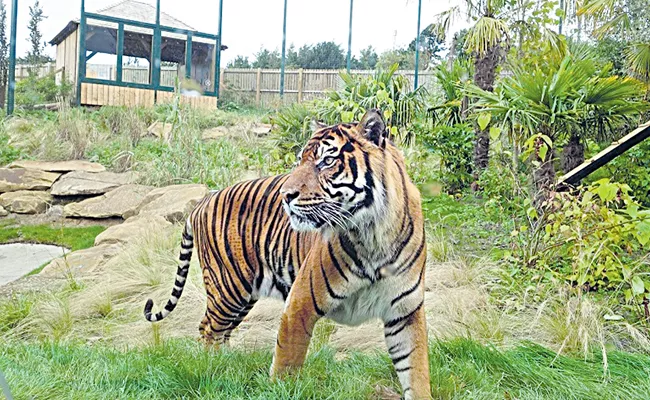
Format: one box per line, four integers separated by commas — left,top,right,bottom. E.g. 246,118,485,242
143,219,194,322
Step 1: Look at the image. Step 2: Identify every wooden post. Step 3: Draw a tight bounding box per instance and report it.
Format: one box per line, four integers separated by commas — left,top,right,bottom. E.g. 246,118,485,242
256,68,261,106
297,68,304,103
219,68,225,95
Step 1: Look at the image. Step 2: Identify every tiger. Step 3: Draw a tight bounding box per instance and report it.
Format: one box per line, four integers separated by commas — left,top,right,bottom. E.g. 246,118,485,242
143,109,431,399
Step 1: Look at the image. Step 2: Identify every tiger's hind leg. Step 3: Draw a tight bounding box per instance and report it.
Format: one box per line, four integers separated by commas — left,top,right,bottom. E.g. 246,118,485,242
199,296,257,347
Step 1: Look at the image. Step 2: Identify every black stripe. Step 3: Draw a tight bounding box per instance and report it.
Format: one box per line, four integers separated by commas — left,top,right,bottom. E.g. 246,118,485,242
321,263,347,300
310,271,325,316
328,243,349,282
391,348,414,365
395,366,412,373
385,300,424,329
390,266,424,306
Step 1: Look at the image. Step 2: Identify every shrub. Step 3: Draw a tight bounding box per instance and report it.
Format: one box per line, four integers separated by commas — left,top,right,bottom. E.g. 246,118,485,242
421,123,474,193
601,140,650,207
15,74,73,109
510,179,650,319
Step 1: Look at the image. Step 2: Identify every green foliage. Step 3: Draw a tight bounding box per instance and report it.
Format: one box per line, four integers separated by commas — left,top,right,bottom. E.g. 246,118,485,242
269,102,314,157
15,74,72,109
422,123,474,193
2,338,650,399
0,296,34,333
601,140,650,207
321,64,426,141
0,131,26,166
0,224,106,252
510,180,650,315
429,59,473,127
270,65,426,155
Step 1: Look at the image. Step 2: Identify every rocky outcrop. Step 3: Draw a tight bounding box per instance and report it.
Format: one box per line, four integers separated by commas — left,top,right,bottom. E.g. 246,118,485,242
0,205,7,217
202,126,230,140
50,171,137,196
39,244,123,277
0,191,53,214
63,184,153,219
124,184,209,223
0,168,60,193
94,214,173,246
8,160,106,173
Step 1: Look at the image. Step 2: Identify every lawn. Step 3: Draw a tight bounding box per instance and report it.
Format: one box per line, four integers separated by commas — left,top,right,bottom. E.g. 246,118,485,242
0,222,106,252
1,338,649,400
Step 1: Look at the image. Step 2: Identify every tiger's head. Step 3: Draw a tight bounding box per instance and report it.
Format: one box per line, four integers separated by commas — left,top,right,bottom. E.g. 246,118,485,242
280,109,391,232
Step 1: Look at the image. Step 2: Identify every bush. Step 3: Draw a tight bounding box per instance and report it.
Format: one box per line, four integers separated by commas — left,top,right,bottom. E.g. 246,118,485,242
600,140,650,207
510,179,650,319
421,123,474,193
15,74,73,109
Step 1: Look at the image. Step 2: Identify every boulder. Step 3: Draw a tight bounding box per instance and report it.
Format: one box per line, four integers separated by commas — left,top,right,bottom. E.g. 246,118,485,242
50,171,136,196
94,214,173,246
146,121,173,141
250,123,272,136
0,205,8,217
124,184,209,223
8,160,106,173
0,168,61,193
39,244,122,277
64,184,153,219
0,191,53,214
202,126,230,140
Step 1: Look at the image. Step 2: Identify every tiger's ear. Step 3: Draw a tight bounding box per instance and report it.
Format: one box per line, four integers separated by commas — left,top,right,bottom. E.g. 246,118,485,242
310,119,328,132
358,109,387,147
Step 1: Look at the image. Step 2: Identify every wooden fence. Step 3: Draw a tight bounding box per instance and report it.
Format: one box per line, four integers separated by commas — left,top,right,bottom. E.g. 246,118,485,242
15,63,439,108
220,68,437,107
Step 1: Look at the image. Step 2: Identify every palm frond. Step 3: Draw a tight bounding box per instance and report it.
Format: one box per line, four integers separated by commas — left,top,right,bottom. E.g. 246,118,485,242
464,16,510,55
625,43,650,82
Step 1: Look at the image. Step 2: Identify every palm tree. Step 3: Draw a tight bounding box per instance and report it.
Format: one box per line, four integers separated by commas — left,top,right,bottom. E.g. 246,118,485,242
435,0,511,177
466,52,647,193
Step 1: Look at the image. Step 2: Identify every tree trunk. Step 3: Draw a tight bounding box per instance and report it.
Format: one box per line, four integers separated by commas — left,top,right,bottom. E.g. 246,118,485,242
561,134,585,174
471,43,502,187
533,126,557,208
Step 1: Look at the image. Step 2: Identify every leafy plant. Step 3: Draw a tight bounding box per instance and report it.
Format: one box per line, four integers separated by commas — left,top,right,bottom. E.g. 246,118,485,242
15,74,72,109
422,123,474,193
510,179,650,320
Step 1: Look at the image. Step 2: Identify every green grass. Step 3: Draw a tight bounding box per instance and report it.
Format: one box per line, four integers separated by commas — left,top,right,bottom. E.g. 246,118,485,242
0,223,106,251
0,338,648,399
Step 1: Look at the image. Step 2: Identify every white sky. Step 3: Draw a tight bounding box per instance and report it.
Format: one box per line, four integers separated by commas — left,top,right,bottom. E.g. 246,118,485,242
21,0,468,64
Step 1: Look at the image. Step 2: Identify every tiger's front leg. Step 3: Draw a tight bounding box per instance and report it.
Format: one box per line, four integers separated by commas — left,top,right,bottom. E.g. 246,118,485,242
384,302,431,400
270,247,357,376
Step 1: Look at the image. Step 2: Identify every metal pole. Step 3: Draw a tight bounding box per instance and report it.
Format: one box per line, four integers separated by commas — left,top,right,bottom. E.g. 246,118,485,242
215,0,223,101
151,0,161,92
75,0,86,106
279,0,288,98
346,0,353,73
558,0,564,34
6,0,18,114
414,0,422,90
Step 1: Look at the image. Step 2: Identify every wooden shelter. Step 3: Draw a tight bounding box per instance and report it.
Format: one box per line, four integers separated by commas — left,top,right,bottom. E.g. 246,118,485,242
49,0,220,109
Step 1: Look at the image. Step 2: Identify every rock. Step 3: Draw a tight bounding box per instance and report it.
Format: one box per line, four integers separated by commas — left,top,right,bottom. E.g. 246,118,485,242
50,171,136,196
250,123,272,136
0,191,53,214
46,205,64,218
94,214,173,246
8,160,106,173
202,126,230,140
0,168,61,193
124,184,209,223
146,121,173,141
39,244,123,277
0,205,8,217
64,184,153,219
